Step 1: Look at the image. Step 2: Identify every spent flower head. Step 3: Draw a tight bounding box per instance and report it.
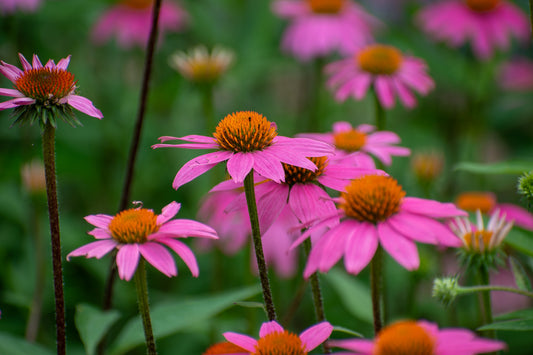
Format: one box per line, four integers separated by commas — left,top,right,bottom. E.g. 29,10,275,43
0,53,103,127
169,45,234,84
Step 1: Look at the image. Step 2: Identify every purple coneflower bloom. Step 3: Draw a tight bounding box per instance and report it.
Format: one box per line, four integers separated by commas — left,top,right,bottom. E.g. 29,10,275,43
0,53,103,119
272,0,380,61
92,0,187,49
0,0,40,14
152,111,334,189
292,174,466,277
224,320,333,354
499,58,533,92
300,121,410,166
417,0,529,60
326,44,434,109
67,201,218,281
331,319,506,355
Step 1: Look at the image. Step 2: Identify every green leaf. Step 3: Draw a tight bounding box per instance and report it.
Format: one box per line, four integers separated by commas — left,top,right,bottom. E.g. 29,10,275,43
509,257,533,292
478,319,533,331
323,269,373,324
233,301,266,309
332,326,363,338
494,308,533,321
108,286,260,355
75,303,121,355
454,161,533,175
0,332,54,355
505,229,533,257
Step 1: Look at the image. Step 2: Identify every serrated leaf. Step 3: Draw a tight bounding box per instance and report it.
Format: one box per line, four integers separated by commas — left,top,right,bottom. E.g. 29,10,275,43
455,161,533,175
323,269,372,324
332,326,363,338
478,318,533,331
509,257,533,292
0,332,54,355
75,303,121,355
505,229,533,257
108,286,260,355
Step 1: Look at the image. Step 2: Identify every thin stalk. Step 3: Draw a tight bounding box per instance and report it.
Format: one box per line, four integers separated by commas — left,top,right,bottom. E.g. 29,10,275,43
477,266,496,342
303,238,330,354
201,84,215,134
529,0,533,41
42,122,66,355
460,285,533,298
306,58,325,132
134,259,157,355
373,91,386,131
243,172,277,321
370,246,384,335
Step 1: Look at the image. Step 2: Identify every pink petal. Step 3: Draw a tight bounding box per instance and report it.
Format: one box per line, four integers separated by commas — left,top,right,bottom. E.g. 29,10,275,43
402,197,467,218
156,219,218,239
299,322,333,351
289,184,332,224
156,238,199,277
332,121,353,133
227,152,255,183
66,239,117,261
18,53,32,71
56,55,71,70
0,88,25,97
171,151,233,190
223,332,257,352
156,201,181,225
374,76,395,109
496,203,533,230
259,321,284,337
256,182,289,233
31,54,43,68
377,222,419,270
139,242,177,277
67,95,103,118
344,222,378,274
116,244,141,281
84,214,113,229
386,212,437,244
329,339,374,353
88,228,113,240
249,150,285,183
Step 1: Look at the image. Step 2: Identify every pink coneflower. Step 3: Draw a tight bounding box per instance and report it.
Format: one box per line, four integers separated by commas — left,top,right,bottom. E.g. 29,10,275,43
67,201,218,281
152,111,334,189
272,0,380,61
300,121,410,166
455,191,533,231
0,53,103,123
293,174,466,277
91,0,188,49
203,341,248,355
326,44,435,109
224,320,333,354
331,319,506,355
0,0,40,14
499,58,533,91
417,0,529,60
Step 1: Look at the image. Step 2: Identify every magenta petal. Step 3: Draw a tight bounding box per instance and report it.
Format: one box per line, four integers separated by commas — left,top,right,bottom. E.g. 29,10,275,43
256,183,289,233
67,95,103,118
0,88,24,97
223,332,257,352
299,322,333,351
88,228,113,240
496,203,533,230
374,76,395,109
139,242,177,277
156,219,218,239
289,184,331,224
56,55,71,70
116,244,141,281
156,238,199,277
344,222,378,275
329,339,374,353
67,239,117,260
402,197,467,218
386,212,437,244
251,150,285,182
227,152,254,183
259,321,284,337
172,151,233,189
18,53,32,71
156,201,181,225
378,222,420,270
84,214,113,228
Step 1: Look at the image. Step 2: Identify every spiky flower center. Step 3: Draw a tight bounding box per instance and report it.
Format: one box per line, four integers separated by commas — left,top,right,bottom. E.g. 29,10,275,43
15,67,75,103
463,230,494,252
108,209,159,244
357,45,403,75
341,175,405,223
121,0,152,9
283,156,328,185
374,321,436,355
214,111,277,152
203,341,248,355
254,331,307,355
333,129,367,152
465,0,500,12
307,0,344,14
455,192,495,214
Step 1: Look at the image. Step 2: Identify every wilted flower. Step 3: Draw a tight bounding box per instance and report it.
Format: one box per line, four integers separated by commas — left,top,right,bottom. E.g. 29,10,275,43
169,46,234,84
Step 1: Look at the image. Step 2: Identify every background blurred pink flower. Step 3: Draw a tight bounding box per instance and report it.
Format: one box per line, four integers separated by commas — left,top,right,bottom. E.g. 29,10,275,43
272,0,380,61
326,44,434,109
416,0,529,60
0,0,40,14
331,319,506,355
499,58,533,91
91,0,188,49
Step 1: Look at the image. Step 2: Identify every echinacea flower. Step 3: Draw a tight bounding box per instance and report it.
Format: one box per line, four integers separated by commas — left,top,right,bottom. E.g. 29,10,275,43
299,121,410,166
169,45,234,84
326,44,434,109
293,174,466,277
67,201,218,281
455,191,533,230
0,0,40,14
224,320,333,354
91,0,188,49
499,58,533,91
152,110,334,189
417,0,529,60
272,0,380,61
411,150,444,183
21,159,46,194
0,53,103,125
203,341,248,355
331,319,506,355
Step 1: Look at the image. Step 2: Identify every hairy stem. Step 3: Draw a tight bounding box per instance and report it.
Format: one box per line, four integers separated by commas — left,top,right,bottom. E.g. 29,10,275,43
370,246,384,335
134,259,157,354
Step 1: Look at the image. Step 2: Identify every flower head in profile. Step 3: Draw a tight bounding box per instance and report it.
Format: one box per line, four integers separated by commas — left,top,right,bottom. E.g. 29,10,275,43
417,0,529,60
499,58,533,92
0,0,40,14
300,121,410,166
169,46,234,85
92,0,188,49
152,110,334,189
0,53,103,126
326,44,434,109
224,320,333,354
293,174,466,277
67,201,218,281
455,191,533,230
272,0,380,61
331,319,506,355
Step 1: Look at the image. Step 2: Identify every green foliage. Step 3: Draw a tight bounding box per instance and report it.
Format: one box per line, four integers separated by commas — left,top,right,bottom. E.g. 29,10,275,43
0,332,54,355
74,304,121,355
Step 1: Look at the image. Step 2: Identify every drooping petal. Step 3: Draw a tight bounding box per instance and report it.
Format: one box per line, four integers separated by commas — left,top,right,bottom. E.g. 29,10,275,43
378,222,420,270
171,151,233,189
223,332,257,352
259,321,284,337
344,222,378,275
250,150,285,183
88,228,113,240
496,203,533,230
156,201,181,225
116,244,141,281
227,152,255,183
156,238,199,277
139,242,177,277
66,239,118,261
299,322,333,351
402,197,467,218
67,95,104,118
329,339,374,353
0,88,25,97
155,219,218,239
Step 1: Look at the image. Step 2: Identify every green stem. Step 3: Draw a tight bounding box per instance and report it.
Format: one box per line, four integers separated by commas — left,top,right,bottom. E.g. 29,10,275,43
460,285,533,298
306,58,325,132
134,259,157,355
373,91,386,131
201,84,215,134
42,122,66,355
370,246,384,335
529,0,533,41
303,238,330,354
243,172,277,321
477,266,496,341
